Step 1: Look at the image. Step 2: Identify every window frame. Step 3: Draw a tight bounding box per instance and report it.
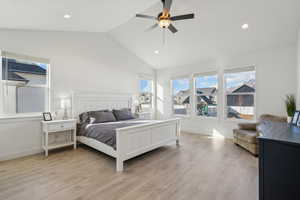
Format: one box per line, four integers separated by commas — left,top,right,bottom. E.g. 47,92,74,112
171,76,191,117
0,50,51,118
137,75,154,113
193,71,219,119
223,66,256,122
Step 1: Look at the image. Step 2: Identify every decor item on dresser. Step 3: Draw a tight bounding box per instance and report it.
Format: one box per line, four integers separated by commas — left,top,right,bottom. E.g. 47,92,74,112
233,114,287,156
43,112,52,121
41,119,77,156
291,110,300,125
73,92,181,172
285,94,296,123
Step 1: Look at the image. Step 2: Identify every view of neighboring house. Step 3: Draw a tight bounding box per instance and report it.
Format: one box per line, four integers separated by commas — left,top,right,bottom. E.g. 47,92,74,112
1,58,47,114
226,80,255,119
173,87,217,116
173,80,255,119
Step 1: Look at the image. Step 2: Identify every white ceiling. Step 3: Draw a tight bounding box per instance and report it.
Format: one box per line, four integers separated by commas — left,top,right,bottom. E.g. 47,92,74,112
0,0,157,32
1,0,300,69
110,0,300,68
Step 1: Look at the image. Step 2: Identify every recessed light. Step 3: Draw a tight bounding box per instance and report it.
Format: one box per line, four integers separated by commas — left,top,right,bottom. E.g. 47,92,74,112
64,14,71,19
242,24,249,30
154,50,159,54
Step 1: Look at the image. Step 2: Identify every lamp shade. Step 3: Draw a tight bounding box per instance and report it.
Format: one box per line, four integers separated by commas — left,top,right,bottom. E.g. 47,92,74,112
60,98,71,109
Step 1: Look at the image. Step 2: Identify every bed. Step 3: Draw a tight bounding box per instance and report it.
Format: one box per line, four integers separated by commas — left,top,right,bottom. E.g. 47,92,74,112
72,92,181,172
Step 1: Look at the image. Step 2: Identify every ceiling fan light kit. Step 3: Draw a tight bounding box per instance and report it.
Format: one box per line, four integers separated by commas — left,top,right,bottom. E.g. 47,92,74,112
136,0,195,34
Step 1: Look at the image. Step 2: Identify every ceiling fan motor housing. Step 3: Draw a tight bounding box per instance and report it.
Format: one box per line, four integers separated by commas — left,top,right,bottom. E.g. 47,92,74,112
157,12,171,28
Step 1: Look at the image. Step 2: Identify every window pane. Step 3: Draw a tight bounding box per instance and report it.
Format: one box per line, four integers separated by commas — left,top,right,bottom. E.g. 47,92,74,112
195,75,218,117
225,70,255,120
17,87,46,113
172,79,190,115
2,58,48,85
139,80,152,112
1,56,48,115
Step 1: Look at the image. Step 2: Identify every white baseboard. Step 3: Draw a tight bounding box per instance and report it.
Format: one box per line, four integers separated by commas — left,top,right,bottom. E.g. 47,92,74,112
0,147,43,161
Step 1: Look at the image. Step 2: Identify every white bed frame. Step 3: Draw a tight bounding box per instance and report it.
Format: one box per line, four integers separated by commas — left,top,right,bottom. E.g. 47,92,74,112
72,92,181,172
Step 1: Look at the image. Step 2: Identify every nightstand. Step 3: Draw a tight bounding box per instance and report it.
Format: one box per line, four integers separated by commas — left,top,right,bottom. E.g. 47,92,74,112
41,119,77,156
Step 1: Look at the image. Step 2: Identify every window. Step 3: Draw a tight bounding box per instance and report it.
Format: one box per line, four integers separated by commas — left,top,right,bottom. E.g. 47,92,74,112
0,51,50,116
138,79,153,112
224,67,256,120
194,73,218,117
172,78,190,115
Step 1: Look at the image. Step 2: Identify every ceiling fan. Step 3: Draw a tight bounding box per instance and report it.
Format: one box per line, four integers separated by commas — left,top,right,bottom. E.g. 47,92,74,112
136,0,195,33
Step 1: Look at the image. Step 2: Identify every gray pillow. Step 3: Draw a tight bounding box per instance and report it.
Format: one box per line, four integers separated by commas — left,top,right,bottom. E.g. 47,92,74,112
89,110,116,123
79,109,109,123
113,108,135,121
79,112,90,123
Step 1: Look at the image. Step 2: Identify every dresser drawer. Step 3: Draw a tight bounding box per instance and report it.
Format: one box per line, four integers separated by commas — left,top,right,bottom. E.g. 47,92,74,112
47,122,75,132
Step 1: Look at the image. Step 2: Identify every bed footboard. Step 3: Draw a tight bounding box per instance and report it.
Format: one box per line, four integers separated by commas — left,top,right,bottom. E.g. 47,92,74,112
116,118,180,172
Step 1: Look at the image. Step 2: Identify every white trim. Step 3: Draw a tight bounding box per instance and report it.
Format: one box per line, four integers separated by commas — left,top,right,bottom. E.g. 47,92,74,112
193,70,218,78
0,147,43,161
224,66,255,73
0,113,42,123
1,51,50,64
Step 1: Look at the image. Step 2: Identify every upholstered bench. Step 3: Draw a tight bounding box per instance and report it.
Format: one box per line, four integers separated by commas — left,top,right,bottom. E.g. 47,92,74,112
233,114,287,156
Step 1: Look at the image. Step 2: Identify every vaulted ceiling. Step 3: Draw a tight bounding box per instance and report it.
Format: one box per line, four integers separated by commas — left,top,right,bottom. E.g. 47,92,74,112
1,0,300,69
110,0,300,68
0,0,157,32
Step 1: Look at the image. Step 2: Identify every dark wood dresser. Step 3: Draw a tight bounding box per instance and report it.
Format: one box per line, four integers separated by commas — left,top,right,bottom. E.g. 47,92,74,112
258,122,300,200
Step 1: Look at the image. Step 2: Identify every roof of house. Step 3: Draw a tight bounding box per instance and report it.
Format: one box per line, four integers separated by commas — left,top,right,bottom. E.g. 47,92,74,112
230,84,255,93
2,58,46,82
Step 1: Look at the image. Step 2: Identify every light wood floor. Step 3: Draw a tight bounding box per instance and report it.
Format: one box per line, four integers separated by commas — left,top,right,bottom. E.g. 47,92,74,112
0,133,258,200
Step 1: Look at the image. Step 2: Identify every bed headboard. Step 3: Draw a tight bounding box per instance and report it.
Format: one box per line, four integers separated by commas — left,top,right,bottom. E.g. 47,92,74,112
72,92,133,120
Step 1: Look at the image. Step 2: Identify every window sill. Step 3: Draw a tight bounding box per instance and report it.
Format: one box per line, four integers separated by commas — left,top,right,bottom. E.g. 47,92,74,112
224,118,256,123
193,116,219,121
173,114,191,119
0,113,43,122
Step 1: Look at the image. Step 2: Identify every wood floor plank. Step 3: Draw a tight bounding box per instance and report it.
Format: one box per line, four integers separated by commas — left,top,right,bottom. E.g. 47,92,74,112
0,133,258,200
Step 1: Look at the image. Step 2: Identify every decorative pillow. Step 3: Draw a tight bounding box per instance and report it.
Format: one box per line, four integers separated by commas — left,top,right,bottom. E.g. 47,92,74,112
89,110,116,124
113,108,135,121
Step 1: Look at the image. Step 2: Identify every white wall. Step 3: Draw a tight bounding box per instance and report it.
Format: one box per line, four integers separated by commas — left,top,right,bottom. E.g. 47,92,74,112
157,44,297,138
297,29,300,108
0,29,154,160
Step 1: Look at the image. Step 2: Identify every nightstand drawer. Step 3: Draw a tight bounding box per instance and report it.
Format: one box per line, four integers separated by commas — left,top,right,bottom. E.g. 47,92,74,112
47,122,75,132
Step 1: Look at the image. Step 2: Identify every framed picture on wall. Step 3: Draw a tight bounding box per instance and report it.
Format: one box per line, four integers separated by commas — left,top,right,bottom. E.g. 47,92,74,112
292,111,300,125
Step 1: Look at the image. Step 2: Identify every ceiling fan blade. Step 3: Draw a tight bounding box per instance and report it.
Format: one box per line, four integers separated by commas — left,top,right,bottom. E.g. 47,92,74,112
170,13,195,21
168,24,178,33
136,14,157,20
163,0,173,12
146,23,159,32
